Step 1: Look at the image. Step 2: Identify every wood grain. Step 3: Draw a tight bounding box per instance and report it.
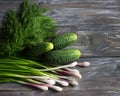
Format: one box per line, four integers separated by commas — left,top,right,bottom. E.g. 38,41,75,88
0,0,120,96
0,0,120,56
0,57,120,96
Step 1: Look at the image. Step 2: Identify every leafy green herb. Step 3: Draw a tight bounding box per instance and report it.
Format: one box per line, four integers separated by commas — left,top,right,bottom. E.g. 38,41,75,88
0,10,23,56
19,0,56,44
0,0,56,56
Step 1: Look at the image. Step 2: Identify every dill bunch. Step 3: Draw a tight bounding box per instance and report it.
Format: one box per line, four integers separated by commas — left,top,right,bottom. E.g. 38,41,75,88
0,10,24,56
19,0,56,44
0,0,56,56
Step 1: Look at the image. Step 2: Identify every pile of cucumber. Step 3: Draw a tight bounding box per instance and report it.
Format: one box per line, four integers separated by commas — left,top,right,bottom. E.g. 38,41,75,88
23,32,81,65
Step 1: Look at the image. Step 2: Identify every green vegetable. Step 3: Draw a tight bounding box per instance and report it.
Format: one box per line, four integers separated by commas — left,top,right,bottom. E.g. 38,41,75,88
51,33,77,50
0,57,59,81
0,10,24,56
42,48,81,64
23,42,54,57
0,0,56,56
19,0,56,43
0,53,85,91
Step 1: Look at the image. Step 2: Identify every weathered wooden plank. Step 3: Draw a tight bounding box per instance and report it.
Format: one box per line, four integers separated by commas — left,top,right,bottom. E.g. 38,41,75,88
0,3,20,10
0,90,120,96
46,0,120,56
0,0,120,56
0,57,120,96
45,0,120,5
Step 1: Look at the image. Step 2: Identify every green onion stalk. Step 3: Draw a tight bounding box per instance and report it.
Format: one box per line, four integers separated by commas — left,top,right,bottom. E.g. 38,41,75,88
0,57,90,91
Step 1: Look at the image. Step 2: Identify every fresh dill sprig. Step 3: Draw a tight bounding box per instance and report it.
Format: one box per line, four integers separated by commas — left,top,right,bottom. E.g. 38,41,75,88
0,0,56,56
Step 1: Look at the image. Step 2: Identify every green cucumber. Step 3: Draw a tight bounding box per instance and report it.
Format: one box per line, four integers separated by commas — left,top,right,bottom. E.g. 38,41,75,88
42,48,81,64
51,33,77,49
23,42,54,57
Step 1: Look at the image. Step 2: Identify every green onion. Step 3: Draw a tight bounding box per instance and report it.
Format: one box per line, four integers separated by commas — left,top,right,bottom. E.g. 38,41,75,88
0,57,90,91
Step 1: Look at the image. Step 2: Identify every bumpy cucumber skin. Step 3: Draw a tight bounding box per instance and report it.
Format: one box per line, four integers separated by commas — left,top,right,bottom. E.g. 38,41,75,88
43,48,81,64
51,33,77,50
24,42,54,57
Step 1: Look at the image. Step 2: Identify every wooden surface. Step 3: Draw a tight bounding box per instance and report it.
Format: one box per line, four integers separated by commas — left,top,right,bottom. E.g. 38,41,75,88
0,0,120,96
0,57,120,96
0,0,120,57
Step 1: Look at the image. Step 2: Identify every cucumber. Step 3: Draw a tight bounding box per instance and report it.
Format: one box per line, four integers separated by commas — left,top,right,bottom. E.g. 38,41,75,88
23,42,54,57
51,33,77,50
42,48,81,64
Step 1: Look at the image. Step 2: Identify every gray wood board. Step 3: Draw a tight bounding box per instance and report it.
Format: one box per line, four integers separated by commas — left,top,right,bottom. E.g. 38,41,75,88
0,0,120,56
0,57,120,96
